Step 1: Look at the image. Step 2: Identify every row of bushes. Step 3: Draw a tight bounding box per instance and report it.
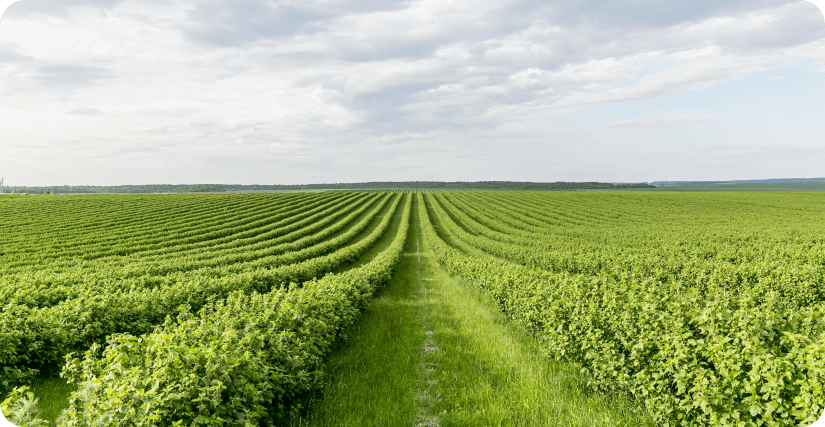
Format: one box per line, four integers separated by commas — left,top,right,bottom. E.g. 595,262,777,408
421,193,825,426
20,193,411,426
1,192,359,285
0,194,400,389
1,192,322,266
1,193,374,311
432,192,825,309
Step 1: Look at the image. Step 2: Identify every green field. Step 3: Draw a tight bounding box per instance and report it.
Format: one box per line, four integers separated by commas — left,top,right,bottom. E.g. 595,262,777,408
2,191,824,426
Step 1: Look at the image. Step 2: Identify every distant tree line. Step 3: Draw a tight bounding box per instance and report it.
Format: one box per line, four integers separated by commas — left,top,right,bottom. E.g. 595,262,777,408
651,178,825,186
3,184,226,194
3,181,654,194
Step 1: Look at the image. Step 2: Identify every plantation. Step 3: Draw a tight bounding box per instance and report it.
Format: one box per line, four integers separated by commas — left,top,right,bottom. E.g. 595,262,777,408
1,190,824,426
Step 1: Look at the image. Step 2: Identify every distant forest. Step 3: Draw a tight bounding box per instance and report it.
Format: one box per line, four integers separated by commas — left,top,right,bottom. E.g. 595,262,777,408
1,181,654,194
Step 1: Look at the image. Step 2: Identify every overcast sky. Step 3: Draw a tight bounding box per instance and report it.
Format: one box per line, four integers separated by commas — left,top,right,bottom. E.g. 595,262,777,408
1,0,824,185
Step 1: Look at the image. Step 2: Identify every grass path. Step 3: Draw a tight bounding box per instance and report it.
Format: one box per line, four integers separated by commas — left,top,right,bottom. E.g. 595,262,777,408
291,198,654,426
20,376,74,424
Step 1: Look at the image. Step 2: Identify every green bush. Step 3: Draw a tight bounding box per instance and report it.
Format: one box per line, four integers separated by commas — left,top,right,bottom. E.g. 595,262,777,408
420,193,825,426
1,386,49,427
57,195,411,426
0,194,398,389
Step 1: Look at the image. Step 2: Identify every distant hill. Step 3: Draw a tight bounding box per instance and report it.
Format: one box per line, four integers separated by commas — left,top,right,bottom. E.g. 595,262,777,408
652,178,825,186
650,183,825,192
1,181,654,194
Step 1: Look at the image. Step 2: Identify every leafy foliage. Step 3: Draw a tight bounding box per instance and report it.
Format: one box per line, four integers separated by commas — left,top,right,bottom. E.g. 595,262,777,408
3,190,824,426
420,192,825,426
0,192,397,389
1,386,49,427
58,194,411,426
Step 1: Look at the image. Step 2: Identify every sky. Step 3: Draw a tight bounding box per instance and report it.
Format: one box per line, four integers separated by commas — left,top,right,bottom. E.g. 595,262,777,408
0,0,824,185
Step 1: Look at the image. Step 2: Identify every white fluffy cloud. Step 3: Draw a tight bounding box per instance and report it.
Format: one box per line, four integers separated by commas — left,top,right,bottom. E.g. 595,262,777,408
0,0,824,184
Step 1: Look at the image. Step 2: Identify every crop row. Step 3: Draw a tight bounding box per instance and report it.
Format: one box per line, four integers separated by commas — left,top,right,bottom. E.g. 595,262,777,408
0,193,383,309
2,193,412,426
421,192,825,426
433,192,825,309
0,192,375,293
0,193,288,259
0,192,344,270
0,193,233,243
0,192,402,389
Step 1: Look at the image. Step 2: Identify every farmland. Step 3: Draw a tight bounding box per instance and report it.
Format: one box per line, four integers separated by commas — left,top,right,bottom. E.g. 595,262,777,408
2,191,825,426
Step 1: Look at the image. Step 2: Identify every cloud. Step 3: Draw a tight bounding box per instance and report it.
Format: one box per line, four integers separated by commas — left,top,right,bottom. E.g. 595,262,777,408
68,107,102,115
34,64,114,88
0,46,29,62
0,0,823,184
182,0,412,48
2,0,126,19
544,0,787,28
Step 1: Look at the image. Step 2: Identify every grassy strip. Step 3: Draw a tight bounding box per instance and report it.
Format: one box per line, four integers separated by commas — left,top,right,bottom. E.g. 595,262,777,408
292,195,653,426
28,377,74,424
